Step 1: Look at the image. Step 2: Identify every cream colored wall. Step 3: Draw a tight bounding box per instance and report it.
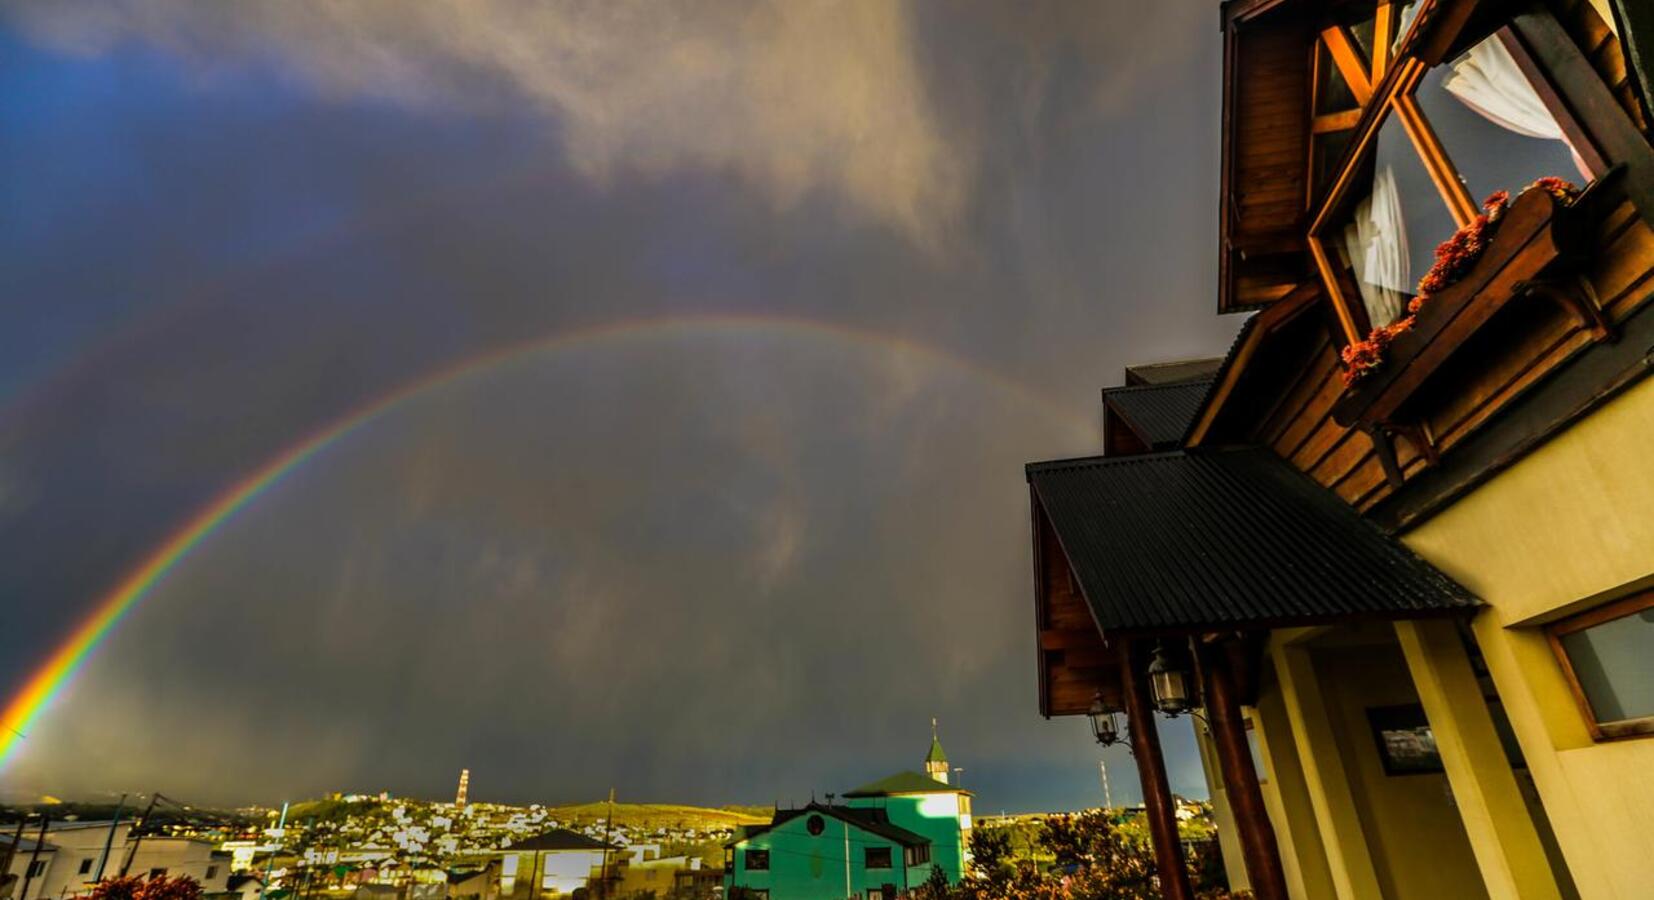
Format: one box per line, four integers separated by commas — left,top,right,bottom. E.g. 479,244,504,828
1192,721,1249,893
1404,374,1654,899
1249,681,1337,900
1316,645,1488,900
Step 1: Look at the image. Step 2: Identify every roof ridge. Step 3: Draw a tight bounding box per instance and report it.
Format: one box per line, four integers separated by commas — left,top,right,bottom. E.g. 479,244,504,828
1102,378,1215,395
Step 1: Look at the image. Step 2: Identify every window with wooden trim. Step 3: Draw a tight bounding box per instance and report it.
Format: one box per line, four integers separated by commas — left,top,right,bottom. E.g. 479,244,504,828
1309,2,1417,199
1548,590,1654,740
1309,17,1605,342
864,847,892,870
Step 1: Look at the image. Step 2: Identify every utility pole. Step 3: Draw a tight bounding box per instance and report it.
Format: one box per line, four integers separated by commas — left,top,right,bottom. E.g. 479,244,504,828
119,794,164,878
842,819,851,900
20,815,49,900
263,803,288,893
2,817,25,890
93,794,128,884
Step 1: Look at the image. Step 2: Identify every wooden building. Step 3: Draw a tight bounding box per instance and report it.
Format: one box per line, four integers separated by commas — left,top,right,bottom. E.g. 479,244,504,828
1024,1,1654,897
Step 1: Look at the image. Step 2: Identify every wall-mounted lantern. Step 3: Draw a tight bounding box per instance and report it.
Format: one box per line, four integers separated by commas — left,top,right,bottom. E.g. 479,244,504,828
1087,690,1124,746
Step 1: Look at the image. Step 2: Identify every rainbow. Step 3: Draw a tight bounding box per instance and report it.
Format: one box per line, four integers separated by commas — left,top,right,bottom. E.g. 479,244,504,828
0,313,1093,770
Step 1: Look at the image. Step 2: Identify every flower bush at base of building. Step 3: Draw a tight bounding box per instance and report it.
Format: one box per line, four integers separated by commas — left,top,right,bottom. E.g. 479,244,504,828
1340,177,1582,387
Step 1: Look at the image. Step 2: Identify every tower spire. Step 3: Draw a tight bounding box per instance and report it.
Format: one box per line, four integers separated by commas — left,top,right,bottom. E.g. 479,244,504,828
925,717,949,784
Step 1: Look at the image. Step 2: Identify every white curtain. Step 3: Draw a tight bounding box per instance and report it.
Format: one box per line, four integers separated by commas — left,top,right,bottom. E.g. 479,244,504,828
1341,165,1410,328
1442,36,1592,179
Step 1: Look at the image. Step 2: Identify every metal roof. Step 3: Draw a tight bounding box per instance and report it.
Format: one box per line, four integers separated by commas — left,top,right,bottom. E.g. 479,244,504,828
507,829,619,852
843,771,963,797
1026,447,1477,633
730,803,931,848
1102,380,1213,450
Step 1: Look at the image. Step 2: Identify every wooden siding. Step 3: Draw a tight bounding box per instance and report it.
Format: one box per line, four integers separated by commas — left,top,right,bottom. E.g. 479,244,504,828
1033,502,1115,717
1551,0,1650,134
1222,6,1315,312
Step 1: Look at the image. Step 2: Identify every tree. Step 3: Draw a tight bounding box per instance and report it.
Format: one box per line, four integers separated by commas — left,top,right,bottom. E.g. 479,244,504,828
89,876,204,900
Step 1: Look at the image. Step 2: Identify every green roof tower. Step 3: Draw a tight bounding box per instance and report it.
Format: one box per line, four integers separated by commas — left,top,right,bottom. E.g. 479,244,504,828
924,717,949,784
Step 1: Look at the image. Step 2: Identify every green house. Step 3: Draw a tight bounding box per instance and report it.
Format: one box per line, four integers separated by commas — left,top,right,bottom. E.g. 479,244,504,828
724,801,937,900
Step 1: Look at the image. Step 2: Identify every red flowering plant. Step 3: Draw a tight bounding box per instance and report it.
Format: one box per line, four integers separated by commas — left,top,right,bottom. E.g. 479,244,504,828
1339,177,1580,386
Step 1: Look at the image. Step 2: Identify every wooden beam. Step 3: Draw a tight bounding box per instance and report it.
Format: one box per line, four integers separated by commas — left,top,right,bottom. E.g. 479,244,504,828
1197,640,1289,900
1321,27,1375,105
1372,2,1396,80
1122,642,1194,900
1612,0,1654,130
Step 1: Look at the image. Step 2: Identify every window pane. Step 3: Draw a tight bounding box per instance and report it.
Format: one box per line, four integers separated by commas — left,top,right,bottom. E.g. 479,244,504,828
1316,41,1360,116
1392,1,1420,55
1333,116,1458,328
1347,16,1377,68
1313,129,1356,198
1560,607,1654,723
1414,31,1589,202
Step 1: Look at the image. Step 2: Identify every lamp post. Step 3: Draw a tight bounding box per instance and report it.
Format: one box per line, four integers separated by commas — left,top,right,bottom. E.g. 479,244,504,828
1147,643,1197,717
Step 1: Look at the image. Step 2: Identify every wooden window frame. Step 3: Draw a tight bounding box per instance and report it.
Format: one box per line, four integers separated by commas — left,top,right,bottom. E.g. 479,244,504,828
1307,16,1608,344
1546,589,1654,741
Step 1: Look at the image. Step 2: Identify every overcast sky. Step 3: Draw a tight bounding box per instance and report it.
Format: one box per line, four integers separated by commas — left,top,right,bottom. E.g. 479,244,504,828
0,1,1242,812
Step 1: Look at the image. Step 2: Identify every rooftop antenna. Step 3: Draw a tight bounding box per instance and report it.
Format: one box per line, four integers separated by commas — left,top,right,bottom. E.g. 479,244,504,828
1099,759,1114,811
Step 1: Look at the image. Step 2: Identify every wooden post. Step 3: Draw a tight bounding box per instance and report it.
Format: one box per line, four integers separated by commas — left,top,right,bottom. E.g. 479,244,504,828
1121,642,1194,900
1198,639,1289,900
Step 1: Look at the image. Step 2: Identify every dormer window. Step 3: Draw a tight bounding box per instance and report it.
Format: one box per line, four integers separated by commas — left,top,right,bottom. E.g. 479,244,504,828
1310,2,1416,198
1311,23,1605,343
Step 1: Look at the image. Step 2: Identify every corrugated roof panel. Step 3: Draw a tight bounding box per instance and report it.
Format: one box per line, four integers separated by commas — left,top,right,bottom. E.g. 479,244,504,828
1102,380,1213,450
1026,447,1476,633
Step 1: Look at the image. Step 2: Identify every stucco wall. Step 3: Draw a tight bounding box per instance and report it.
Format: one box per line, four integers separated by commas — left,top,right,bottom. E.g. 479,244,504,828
1403,373,1654,899
1315,644,1488,900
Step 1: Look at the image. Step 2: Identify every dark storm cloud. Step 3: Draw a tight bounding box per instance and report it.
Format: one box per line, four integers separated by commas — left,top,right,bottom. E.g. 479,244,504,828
0,1,1236,810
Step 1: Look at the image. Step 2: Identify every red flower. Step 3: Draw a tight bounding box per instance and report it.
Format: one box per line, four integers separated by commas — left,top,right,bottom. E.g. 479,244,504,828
1342,174,1578,386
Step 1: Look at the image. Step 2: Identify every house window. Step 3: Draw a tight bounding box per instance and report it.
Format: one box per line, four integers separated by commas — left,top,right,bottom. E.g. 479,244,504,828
206,866,219,880
80,859,94,875
1311,18,1602,342
743,849,769,871
1548,591,1654,740
903,844,931,866
864,847,892,869
149,869,168,880
27,861,47,878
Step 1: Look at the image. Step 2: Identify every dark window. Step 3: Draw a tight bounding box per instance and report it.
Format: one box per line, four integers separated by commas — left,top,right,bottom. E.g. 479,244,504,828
79,859,94,875
903,845,932,866
864,847,892,869
206,866,219,880
27,862,47,878
1549,591,1654,740
743,849,769,871
149,869,168,880
806,814,825,836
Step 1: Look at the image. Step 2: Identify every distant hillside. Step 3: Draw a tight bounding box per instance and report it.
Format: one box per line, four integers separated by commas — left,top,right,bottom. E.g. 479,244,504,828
276,797,770,831
543,801,769,830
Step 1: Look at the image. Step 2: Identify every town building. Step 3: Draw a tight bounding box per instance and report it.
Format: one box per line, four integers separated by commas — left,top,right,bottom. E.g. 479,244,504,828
492,829,617,899
723,732,971,900
1023,1,1654,898
0,822,228,900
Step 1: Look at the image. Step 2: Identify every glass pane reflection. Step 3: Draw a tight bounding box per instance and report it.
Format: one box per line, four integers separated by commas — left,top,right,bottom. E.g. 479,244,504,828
1415,32,1590,202
1334,117,1458,328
